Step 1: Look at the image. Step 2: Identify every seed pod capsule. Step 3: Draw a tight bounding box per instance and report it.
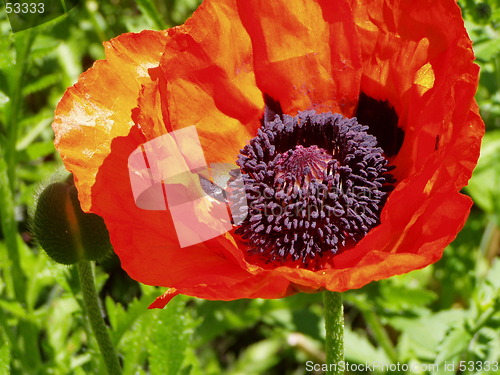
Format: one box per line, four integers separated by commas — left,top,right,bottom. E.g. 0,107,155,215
33,175,112,265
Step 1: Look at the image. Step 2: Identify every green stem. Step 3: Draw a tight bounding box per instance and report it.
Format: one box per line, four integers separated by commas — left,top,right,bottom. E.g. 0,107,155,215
0,158,26,303
362,308,398,363
85,1,109,42
323,291,344,375
77,261,122,375
6,29,34,191
471,295,500,336
0,30,42,370
0,28,34,303
136,0,168,29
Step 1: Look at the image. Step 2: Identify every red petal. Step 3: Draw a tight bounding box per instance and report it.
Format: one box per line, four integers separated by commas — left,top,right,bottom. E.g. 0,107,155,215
157,0,264,165
91,125,246,286
237,0,361,117
52,30,168,211
149,288,180,309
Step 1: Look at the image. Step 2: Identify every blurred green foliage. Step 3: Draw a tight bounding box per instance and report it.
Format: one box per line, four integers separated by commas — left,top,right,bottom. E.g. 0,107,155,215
0,0,499,374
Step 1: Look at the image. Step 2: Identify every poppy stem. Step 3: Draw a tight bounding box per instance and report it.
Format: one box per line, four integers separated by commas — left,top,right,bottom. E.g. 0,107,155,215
77,260,122,375
323,291,344,375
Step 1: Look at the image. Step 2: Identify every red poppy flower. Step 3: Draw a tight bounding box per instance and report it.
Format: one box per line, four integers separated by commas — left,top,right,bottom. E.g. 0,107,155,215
52,0,483,308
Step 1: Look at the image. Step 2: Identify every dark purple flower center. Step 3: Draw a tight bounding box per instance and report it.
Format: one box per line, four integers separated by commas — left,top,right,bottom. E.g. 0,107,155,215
233,110,395,267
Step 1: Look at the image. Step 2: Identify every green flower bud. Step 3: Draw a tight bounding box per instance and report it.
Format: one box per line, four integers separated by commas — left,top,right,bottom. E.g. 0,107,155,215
32,175,112,264
475,3,492,21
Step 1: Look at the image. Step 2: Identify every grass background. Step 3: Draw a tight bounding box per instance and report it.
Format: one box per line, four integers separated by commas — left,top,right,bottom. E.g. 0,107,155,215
0,0,499,374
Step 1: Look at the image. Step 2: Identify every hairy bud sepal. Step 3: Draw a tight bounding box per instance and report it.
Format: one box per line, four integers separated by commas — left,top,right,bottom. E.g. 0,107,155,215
33,176,112,265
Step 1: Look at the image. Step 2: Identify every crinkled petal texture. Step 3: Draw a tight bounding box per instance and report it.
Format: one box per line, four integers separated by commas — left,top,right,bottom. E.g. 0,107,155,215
53,0,483,308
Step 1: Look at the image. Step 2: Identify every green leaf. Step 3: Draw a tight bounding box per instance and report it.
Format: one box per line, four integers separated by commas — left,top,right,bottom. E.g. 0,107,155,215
466,130,500,215
148,296,194,375
0,156,26,301
56,42,83,85
0,90,8,111
15,111,53,152
22,73,60,96
0,299,27,320
228,338,281,375
379,284,437,311
195,299,263,344
390,309,467,362
485,258,500,290
45,296,83,371
25,141,55,160
0,328,10,375
0,32,15,71
344,327,389,366
135,0,168,29
106,289,158,348
435,325,472,364
474,37,500,62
